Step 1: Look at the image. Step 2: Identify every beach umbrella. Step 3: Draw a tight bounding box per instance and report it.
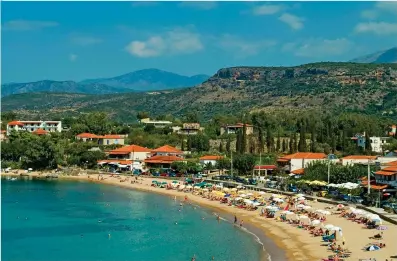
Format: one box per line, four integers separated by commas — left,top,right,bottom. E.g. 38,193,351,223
296,193,305,197
299,215,309,220
302,205,312,210
323,224,334,230
366,245,380,251
337,204,344,209
297,197,305,201
234,197,242,201
311,220,321,226
240,194,247,198
348,207,356,212
296,204,305,208
259,191,266,195
375,224,386,230
253,202,260,206
186,185,193,189
330,226,342,231
246,192,254,196
223,188,229,192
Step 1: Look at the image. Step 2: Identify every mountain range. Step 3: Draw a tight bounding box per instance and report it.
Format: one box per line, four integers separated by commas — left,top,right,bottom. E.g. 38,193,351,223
1,69,210,97
350,47,397,64
3,62,397,122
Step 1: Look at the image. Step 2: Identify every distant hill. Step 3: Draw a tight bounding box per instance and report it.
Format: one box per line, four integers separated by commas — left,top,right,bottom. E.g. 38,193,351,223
350,47,397,64
3,62,397,122
1,69,210,97
79,68,210,91
1,80,134,98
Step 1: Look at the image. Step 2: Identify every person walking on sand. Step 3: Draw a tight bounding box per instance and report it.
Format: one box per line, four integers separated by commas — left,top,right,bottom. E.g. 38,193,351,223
240,220,244,228
234,215,238,224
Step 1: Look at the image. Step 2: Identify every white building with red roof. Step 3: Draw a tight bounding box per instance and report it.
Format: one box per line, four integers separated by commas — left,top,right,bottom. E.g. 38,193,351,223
199,155,224,166
151,145,183,156
6,120,62,135
76,133,125,145
108,144,152,161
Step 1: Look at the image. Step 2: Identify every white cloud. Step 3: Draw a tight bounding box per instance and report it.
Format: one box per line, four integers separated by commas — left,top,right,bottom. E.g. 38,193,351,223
69,54,78,62
125,28,203,57
282,38,353,58
70,36,103,46
2,20,58,31
252,4,283,15
355,22,397,35
218,34,276,57
179,1,217,10
360,2,397,19
278,13,304,30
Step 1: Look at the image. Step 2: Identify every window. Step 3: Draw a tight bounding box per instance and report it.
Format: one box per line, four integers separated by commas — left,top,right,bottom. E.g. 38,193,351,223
107,140,109,145
115,139,118,144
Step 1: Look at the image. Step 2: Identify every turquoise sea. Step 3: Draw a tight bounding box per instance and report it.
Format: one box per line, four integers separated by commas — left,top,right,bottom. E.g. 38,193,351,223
2,178,264,261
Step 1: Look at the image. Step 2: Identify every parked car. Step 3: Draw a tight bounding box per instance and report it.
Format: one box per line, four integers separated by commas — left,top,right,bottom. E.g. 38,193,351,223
234,177,245,183
350,196,364,204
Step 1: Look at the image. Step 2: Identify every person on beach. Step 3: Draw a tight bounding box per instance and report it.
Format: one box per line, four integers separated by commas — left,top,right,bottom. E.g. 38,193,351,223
240,220,243,227
216,214,220,222
234,215,238,224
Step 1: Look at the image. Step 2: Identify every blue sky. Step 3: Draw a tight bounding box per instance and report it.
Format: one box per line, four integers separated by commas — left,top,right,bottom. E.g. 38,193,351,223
2,1,397,83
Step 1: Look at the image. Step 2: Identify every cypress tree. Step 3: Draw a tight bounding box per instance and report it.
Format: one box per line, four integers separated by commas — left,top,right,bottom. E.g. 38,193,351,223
241,124,247,153
226,137,231,154
365,131,371,152
310,127,315,152
289,135,294,154
219,140,224,153
293,132,298,152
181,137,185,151
276,132,281,152
282,139,287,152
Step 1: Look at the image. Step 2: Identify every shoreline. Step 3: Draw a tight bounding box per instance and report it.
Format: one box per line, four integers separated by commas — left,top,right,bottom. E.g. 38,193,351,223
4,172,397,261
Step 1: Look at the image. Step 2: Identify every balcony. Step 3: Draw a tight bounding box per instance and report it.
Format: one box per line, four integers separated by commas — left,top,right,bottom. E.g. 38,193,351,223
375,179,397,187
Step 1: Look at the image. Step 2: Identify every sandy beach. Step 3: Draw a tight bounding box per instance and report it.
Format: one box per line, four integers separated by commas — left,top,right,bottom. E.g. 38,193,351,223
3,172,397,261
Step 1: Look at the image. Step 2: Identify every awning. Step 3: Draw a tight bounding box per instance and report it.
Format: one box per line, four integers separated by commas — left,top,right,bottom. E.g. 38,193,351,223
291,168,304,175
277,159,289,162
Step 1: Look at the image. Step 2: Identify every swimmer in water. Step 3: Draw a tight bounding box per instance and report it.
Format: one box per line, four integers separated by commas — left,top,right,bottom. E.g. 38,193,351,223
108,234,111,238
174,196,177,201
98,220,102,223
240,220,244,227
217,215,220,222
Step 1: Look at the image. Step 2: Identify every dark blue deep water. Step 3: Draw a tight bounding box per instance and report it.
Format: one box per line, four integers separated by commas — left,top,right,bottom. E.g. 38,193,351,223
2,179,262,261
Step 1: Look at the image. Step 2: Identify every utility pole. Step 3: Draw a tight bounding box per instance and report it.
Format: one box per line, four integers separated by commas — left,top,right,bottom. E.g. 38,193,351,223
259,152,262,179
367,159,371,195
231,150,233,178
327,159,331,184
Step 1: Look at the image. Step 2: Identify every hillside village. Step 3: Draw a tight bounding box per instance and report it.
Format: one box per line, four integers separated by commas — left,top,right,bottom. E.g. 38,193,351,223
2,110,397,197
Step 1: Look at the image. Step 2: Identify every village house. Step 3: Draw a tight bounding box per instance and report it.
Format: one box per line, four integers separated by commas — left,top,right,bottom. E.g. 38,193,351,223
140,118,172,128
340,155,377,166
144,155,185,169
107,144,152,161
277,152,330,172
253,165,277,177
374,163,397,188
173,123,204,135
199,155,223,166
76,133,126,145
351,133,390,153
220,123,254,135
6,120,62,135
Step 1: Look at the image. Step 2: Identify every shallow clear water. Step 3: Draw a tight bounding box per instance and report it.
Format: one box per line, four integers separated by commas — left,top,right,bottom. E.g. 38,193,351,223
2,179,263,261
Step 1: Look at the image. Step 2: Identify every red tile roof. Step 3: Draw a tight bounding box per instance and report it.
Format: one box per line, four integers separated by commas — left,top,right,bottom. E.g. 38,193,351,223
8,121,24,126
342,155,377,160
254,165,277,170
110,144,152,153
32,128,48,135
375,170,397,176
291,168,305,175
144,155,184,164
152,145,182,154
386,160,397,166
199,155,223,160
76,133,100,139
280,152,327,160
382,166,397,172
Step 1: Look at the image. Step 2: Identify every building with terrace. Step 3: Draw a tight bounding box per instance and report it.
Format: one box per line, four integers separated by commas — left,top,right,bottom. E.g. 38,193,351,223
173,123,204,135
76,133,126,145
7,120,62,135
341,155,377,166
277,152,330,172
151,145,183,156
220,123,253,135
107,144,152,161
144,155,185,169
140,118,172,128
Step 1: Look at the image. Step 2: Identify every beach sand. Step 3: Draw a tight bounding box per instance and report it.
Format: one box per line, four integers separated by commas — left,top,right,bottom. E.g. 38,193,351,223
3,172,397,261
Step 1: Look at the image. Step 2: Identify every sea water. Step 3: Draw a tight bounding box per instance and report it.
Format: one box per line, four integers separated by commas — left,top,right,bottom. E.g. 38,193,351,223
2,179,263,261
